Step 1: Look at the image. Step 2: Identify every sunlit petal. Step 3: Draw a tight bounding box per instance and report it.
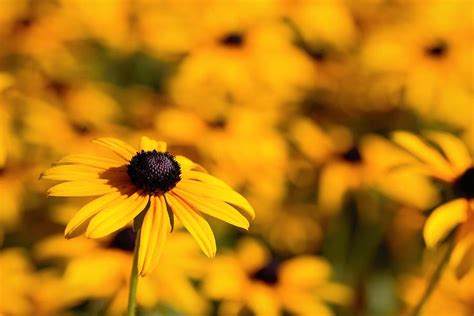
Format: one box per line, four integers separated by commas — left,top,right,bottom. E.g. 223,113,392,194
177,179,255,219
166,194,216,258
93,137,137,162
138,195,169,276
139,136,167,152
424,199,468,248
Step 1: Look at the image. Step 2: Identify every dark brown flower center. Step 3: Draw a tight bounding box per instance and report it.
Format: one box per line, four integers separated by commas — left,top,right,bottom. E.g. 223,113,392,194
453,167,474,199
127,150,181,194
425,40,448,58
108,228,136,252
219,32,244,47
250,259,279,285
342,146,362,163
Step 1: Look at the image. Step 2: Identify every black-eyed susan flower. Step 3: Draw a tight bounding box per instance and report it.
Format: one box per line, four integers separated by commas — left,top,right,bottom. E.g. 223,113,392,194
41,136,254,277
35,230,210,315
290,118,439,215
202,238,352,316
399,255,474,316
393,131,474,278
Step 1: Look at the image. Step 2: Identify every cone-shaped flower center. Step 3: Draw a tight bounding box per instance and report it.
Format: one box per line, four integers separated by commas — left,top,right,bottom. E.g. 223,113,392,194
127,150,181,194
454,167,474,199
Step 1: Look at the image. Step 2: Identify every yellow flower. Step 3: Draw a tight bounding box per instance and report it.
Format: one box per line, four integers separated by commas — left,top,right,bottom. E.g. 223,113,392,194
202,238,352,316
35,230,209,315
41,136,254,276
361,1,473,128
399,256,474,316
393,131,474,278
290,118,439,214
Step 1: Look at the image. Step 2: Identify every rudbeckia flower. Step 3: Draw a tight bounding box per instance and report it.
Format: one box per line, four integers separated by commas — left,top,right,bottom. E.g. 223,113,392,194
202,238,353,316
393,131,474,278
41,136,254,276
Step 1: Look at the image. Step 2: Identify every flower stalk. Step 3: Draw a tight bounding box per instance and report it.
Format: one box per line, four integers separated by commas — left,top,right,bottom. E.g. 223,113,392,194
411,233,456,316
127,225,141,316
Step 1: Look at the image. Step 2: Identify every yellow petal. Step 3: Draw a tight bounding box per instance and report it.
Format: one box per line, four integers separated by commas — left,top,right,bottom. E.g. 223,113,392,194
392,131,455,181
424,199,468,248
47,181,120,197
172,189,249,229
317,162,358,214
450,232,474,279
181,170,231,189
93,137,137,162
86,192,149,238
425,131,472,176
41,165,103,181
175,156,207,173
138,196,169,276
139,136,167,152
54,154,124,169
65,191,130,239
166,194,216,258
279,257,332,291
177,179,255,219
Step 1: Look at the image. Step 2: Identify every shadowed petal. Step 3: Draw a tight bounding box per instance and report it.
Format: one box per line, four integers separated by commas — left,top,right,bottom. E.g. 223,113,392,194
93,137,137,162
54,154,124,169
47,181,121,197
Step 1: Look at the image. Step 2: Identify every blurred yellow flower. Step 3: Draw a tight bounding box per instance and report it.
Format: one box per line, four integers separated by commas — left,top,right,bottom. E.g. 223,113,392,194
203,238,352,316
41,136,254,276
362,0,473,128
291,118,439,214
393,131,474,278
35,230,209,315
399,256,474,316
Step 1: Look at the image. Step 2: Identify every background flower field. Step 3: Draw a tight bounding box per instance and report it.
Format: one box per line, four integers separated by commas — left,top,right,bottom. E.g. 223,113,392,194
0,0,473,315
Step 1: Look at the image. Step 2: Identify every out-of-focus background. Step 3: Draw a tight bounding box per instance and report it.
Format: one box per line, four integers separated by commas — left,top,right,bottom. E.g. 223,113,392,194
0,0,473,315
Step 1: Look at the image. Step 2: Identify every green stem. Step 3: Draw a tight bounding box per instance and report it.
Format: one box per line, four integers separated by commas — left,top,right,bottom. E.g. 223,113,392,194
127,227,141,316
411,236,456,316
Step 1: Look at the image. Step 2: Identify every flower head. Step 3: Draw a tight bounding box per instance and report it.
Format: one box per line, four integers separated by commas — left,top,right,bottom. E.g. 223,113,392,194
41,136,254,276
392,131,474,278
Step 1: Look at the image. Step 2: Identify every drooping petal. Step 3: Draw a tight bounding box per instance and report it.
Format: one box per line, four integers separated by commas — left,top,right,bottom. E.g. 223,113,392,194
166,194,216,258
392,131,456,181
172,189,249,229
176,179,255,219
54,154,124,169
423,199,468,248
93,137,137,162
138,195,169,276
181,170,231,189
47,181,121,197
65,191,130,239
139,136,167,152
425,131,472,176
86,192,149,238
